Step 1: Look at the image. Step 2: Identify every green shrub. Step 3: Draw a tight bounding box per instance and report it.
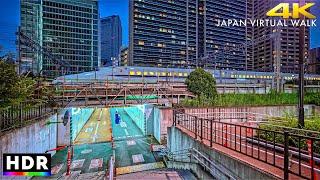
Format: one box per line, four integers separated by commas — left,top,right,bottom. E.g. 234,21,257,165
259,116,320,153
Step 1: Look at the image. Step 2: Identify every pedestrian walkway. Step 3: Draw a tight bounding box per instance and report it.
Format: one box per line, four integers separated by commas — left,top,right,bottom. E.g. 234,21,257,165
110,107,144,140
115,136,160,168
49,143,112,178
74,108,112,145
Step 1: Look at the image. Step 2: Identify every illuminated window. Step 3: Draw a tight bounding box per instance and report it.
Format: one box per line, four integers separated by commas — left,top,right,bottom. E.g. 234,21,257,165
149,72,154,76
138,41,144,45
137,71,141,75
130,71,135,75
157,43,165,47
144,72,148,76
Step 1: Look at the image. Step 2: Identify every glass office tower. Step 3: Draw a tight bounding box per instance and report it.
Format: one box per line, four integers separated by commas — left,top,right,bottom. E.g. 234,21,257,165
100,15,122,67
129,0,248,70
20,0,99,77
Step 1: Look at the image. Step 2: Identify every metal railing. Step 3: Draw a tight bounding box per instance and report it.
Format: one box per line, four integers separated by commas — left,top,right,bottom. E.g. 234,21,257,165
165,148,237,179
0,103,53,133
173,109,320,180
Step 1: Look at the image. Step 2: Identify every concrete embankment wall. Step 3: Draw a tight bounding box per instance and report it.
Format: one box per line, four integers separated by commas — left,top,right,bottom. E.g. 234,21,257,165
167,126,277,180
0,114,58,176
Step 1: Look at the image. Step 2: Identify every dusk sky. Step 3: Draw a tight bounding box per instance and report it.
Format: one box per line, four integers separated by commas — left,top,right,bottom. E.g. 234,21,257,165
0,0,319,54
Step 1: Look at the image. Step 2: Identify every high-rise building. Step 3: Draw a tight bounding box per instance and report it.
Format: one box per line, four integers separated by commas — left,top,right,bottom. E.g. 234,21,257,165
20,0,99,77
100,15,122,66
251,0,310,73
129,0,249,70
309,47,320,74
120,47,129,66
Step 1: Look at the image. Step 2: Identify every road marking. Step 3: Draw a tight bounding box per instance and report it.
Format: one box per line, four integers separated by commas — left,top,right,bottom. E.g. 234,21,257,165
132,154,145,163
81,149,92,154
120,121,127,128
71,159,85,169
98,109,103,121
89,158,103,169
93,121,100,142
51,163,63,175
85,127,93,133
127,140,136,146
124,129,129,136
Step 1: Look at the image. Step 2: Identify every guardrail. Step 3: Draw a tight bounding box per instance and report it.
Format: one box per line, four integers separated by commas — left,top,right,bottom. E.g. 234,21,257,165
165,148,237,179
0,103,53,133
173,109,320,180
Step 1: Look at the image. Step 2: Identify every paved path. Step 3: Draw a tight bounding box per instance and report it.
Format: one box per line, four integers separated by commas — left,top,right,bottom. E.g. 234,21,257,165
110,107,143,140
74,108,112,145
46,143,112,179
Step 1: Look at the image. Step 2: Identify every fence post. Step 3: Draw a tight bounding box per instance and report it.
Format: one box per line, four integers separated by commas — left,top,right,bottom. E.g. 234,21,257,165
200,118,203,141
284,131,289,179
210,119,213,147
173,109,176,126
195,117,198,139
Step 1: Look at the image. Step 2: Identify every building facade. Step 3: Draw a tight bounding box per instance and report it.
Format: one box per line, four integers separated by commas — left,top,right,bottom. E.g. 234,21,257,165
20,0,99,77
120,47,129,66
309,47,320,74
129,0,249,70
100,15,122,66
251,0,310,74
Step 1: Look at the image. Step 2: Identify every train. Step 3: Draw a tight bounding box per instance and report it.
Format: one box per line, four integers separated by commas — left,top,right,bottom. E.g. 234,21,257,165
54,66,320,84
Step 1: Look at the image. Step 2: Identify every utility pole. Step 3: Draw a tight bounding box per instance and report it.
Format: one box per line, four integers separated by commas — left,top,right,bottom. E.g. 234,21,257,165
298,0,306,128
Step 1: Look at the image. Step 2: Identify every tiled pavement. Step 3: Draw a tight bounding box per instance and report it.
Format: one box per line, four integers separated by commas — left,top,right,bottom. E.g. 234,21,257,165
47,143,113,179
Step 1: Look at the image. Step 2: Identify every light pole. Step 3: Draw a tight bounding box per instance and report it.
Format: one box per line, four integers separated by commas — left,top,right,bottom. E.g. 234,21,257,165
298,0,306,128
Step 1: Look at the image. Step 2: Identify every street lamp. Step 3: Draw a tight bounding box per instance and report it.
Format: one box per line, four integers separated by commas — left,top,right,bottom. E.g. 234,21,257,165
298,0,306,128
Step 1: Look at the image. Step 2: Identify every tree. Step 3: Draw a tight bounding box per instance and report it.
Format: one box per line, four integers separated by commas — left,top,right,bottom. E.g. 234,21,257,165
185,68,217,101
0,60,35,108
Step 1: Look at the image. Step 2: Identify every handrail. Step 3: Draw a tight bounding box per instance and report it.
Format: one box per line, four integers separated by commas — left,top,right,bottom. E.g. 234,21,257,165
173,109,320,180
165,148,237,179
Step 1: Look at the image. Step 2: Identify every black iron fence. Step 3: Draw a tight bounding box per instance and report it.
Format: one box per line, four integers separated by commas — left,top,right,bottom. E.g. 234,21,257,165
0,103,53,133
173,109,320,180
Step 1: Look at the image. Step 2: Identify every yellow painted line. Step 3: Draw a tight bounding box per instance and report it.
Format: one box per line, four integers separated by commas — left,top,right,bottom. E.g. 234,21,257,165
116,162,165,175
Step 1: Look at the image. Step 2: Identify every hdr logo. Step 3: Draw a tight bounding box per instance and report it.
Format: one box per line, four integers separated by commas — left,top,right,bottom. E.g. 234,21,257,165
267,3,316,19
2,154,51,176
